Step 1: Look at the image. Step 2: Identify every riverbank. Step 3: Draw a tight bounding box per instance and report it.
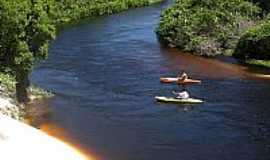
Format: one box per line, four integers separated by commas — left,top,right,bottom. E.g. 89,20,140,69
0,114,93,160
246,59,270,68
0,73,24,120
0,71,53,121
56,0,164,27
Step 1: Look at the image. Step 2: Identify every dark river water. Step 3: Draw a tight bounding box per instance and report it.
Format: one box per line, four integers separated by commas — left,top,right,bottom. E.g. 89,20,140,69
31,1,270,160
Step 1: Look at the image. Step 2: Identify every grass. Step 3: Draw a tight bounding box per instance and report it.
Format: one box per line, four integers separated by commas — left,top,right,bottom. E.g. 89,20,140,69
0,72,53,101
223,49,234,57
246,59,270,68
149,0,164,4
0,72,16,94
28,85,54,100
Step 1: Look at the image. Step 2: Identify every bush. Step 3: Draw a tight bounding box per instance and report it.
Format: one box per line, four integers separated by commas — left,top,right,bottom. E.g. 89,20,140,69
234,18,270,59
52,0,151,23
156,0,261,56
0,72,16,93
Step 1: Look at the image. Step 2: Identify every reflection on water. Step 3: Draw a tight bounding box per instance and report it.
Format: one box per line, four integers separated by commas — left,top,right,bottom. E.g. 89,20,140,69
31,1,270,160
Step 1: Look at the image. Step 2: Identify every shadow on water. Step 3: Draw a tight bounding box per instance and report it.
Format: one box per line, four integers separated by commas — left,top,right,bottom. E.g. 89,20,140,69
31,1,270,160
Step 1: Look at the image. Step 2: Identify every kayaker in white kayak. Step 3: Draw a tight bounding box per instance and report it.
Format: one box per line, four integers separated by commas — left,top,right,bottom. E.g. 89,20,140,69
174,70,190,99
172,90,189,99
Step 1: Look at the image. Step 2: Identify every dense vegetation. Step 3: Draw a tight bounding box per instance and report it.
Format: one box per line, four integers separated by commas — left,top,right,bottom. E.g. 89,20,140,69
234,16,270,59
0,0,160,103
233,0,270,61
250,0,270,12
157,0,270,66
156,0,261,56
0,0,56,102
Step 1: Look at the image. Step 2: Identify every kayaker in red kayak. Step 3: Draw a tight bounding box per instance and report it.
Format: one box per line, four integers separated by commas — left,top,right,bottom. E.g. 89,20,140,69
160,71,201,84
177,70,188,87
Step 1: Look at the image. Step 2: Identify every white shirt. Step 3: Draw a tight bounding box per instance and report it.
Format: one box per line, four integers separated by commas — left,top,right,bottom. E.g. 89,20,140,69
176,91,189,99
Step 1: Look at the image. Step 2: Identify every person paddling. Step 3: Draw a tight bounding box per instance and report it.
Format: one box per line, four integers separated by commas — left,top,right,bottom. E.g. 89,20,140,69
177,70,188,82
173,71,190,99
177,70,189,89
172,89,189,99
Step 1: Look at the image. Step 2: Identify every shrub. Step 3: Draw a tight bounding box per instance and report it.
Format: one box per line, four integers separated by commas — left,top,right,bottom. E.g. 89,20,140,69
250,0,270,12
156,0,261,56
234,18,270,59
0,72,16,93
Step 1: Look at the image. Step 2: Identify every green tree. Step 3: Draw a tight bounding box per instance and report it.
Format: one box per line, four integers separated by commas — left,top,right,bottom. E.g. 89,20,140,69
0,0,55,102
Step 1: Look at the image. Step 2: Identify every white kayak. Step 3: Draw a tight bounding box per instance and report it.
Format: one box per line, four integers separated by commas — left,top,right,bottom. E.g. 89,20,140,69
155,96,203,104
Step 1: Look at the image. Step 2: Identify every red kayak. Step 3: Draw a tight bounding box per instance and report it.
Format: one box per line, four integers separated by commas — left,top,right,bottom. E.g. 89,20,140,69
160,77,201,85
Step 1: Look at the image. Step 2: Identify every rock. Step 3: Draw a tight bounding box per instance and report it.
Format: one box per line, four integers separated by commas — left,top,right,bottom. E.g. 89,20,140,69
0,96,24,121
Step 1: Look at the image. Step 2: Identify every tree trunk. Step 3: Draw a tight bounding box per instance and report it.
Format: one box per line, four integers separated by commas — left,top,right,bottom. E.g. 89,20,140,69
15,68,30,103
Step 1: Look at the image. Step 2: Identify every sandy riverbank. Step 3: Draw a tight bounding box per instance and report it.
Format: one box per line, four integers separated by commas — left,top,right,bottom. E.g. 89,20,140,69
0,113,93,160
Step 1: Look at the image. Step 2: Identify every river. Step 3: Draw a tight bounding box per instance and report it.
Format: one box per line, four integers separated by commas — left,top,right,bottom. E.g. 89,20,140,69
31,1,270,160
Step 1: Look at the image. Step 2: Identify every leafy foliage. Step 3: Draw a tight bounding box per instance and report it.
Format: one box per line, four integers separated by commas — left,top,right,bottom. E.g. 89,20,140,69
250,0,270,12
50,0,152,24
0,72,16,93
0,0,56,102
156,0,261,56
234,18,270,59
